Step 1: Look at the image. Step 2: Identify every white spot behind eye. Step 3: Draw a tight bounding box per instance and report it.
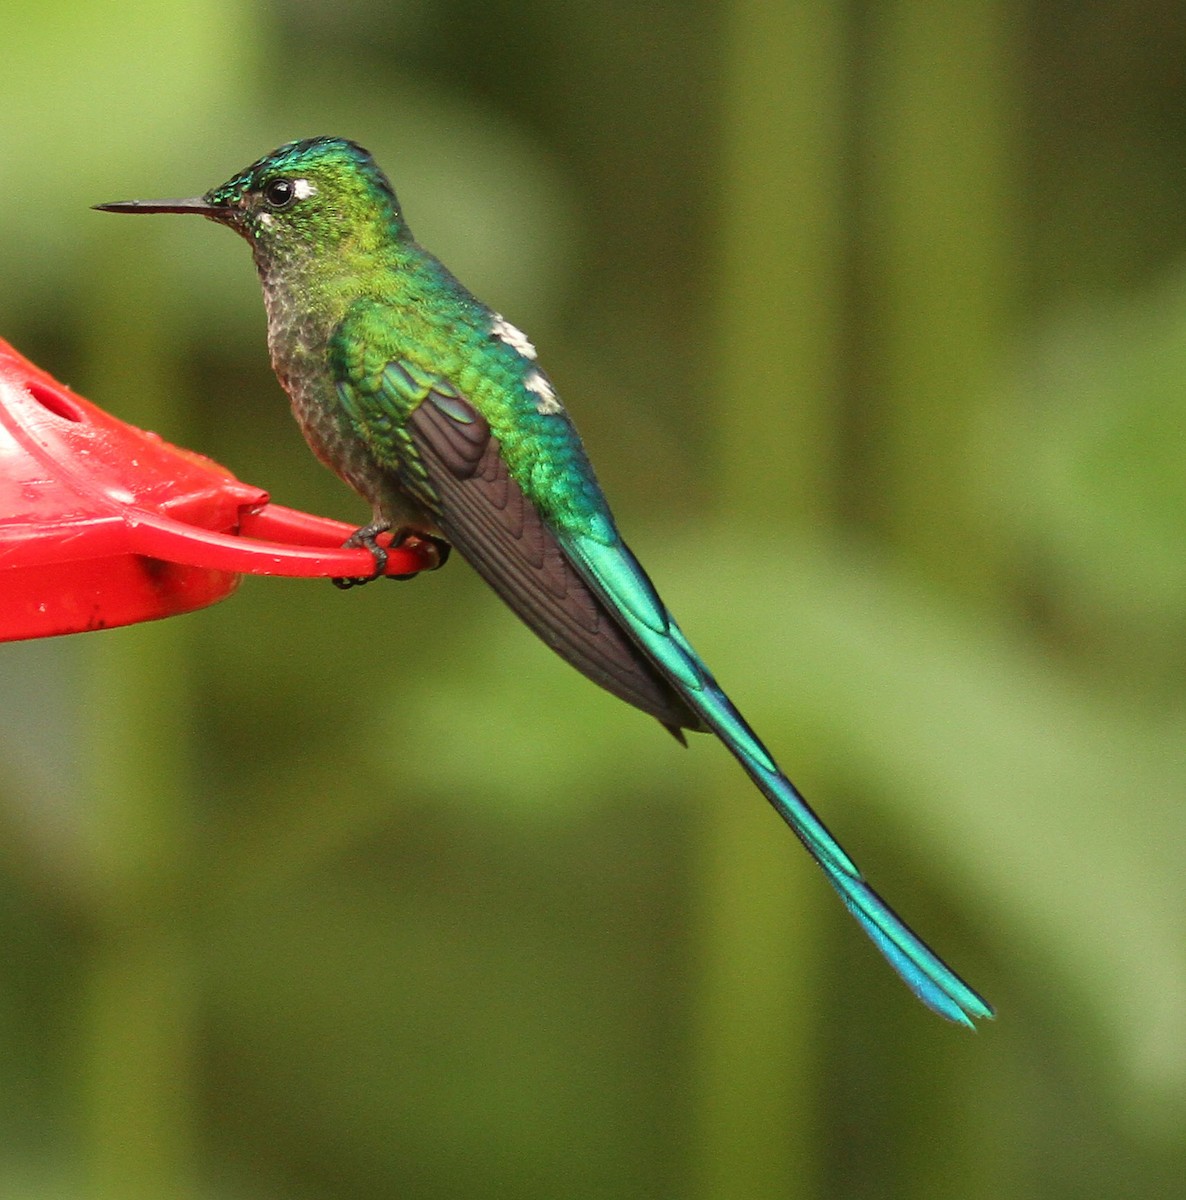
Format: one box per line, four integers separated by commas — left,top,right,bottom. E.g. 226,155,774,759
292,179,317,200
491,313,538,360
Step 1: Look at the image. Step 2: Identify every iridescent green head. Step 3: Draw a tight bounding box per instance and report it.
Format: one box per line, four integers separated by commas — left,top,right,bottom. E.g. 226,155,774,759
96,137,407,258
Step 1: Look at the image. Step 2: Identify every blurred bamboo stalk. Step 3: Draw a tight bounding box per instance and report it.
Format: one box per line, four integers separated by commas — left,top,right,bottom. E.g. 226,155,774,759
861,4,1017,1198
863,1,1017,601
76,234,198,1200
714,4,846,524
695,3,847,1197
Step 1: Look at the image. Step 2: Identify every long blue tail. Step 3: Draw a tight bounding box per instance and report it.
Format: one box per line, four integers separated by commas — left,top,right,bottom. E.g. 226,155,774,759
566,532,993,1027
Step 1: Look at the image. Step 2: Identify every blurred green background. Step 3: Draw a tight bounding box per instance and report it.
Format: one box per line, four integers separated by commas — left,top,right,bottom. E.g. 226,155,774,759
2,1,1185,1197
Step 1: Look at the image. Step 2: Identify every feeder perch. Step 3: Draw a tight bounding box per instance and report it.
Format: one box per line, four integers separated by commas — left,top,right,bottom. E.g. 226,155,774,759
0,337,427,642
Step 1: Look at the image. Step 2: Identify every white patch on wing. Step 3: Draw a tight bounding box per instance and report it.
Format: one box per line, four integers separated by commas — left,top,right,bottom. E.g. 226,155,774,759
293,178,318,200
491,313,538,360
525,369,563,414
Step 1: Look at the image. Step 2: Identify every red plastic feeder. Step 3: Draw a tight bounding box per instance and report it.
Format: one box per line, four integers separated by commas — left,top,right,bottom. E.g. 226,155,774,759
0,337,426,642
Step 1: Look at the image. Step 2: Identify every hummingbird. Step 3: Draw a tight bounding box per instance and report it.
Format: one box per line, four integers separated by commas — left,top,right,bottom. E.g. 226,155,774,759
97,137,993,1026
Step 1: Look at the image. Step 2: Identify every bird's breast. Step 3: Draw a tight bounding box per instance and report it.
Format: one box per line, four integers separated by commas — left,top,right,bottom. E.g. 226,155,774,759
262,282,391,508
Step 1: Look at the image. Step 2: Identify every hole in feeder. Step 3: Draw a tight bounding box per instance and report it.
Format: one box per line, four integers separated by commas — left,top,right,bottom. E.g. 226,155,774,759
27,381,84,423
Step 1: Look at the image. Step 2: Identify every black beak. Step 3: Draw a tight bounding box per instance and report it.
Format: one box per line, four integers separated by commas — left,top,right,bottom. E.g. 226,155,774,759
93,197,227,217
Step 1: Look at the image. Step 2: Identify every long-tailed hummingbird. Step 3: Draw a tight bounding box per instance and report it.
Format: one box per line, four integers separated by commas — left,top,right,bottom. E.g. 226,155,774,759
97,137,992,1026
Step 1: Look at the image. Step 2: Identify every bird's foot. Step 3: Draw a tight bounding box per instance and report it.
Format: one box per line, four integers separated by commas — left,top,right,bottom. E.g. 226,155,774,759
385,532,452,581
332,520,391,589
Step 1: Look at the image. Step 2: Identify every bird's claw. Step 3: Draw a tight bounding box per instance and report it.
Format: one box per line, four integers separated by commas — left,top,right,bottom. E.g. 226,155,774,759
331,522,390,589
331,527,451,588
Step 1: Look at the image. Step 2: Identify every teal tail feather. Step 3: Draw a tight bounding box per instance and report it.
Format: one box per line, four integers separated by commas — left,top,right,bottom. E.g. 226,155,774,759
565,532,994,1027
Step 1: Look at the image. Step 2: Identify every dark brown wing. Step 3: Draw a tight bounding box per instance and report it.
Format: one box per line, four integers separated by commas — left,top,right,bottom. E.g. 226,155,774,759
407,389,700,735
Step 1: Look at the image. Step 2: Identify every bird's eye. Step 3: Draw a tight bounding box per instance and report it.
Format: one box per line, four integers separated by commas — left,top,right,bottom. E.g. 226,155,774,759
263,178,296,209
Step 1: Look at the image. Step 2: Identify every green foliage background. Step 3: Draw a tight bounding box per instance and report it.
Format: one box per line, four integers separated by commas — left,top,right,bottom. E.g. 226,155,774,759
2,2,1185,1197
